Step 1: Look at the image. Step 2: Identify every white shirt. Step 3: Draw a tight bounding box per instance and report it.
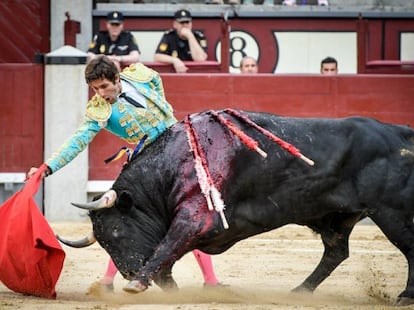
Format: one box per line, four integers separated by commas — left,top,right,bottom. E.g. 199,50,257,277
120,79,147,108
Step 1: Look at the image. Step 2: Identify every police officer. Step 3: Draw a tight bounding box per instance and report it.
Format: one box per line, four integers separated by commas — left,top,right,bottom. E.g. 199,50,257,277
88,11,140,69
154,9,208,73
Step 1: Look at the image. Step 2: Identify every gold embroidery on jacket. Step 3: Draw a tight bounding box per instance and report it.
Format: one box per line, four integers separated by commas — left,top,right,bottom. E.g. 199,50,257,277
119,117,127,127
126,127,134,136
118,103,126,113
86,95,111,122
121,63,154,83
125,114,133,123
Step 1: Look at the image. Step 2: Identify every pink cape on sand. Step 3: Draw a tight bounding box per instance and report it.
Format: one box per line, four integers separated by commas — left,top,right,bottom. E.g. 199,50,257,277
0,164,65,298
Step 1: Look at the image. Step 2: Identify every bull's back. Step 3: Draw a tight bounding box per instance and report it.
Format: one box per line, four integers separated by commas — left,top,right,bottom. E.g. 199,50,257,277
124,111,414,224
200,112,414,230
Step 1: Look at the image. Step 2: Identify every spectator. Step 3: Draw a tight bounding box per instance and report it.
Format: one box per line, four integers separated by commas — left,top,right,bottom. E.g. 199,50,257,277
154,9,208,73
240,56,258,74
87,11,140,70
320,56,338,75
282,0,329,6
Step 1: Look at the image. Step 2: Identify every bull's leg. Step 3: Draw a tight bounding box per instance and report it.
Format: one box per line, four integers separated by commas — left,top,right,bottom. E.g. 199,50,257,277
123,237,197,293
370,210,414,305
123,211,209,293
292,213,360,293
152,265,179,291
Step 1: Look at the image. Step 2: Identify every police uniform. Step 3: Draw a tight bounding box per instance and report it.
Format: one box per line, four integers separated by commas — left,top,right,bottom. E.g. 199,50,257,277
155,29,207,61
46,63,177,173
88,31,140,56
88,11,140,57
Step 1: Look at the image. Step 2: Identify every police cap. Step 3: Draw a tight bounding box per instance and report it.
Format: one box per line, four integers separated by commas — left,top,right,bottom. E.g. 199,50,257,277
107,11,123,24
174,9,192,23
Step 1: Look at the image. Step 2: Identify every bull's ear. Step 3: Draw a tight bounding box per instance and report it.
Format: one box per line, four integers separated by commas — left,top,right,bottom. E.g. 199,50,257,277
117,191,133,211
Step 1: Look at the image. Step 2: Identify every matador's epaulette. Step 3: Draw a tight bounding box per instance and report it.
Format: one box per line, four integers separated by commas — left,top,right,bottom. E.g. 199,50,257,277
85,94,112,122
121,63,155,84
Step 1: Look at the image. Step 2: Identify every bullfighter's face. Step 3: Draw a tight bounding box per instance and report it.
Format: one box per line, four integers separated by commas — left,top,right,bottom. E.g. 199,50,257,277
88,74,121,104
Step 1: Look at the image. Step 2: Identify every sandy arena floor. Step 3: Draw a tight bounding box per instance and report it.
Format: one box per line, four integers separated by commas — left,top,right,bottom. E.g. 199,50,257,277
0,222,412,309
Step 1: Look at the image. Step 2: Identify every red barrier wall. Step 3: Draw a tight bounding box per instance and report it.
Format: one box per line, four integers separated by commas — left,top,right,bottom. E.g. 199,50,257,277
89,74,414,180
0,0,50,63
0,64,44,172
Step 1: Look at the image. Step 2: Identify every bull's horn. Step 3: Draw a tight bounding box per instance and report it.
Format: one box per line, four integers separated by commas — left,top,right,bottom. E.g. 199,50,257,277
71,189,117,210
56,232,96,248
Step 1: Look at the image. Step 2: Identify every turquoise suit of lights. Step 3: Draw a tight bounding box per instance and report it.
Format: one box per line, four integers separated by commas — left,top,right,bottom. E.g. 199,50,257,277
46,63,177,173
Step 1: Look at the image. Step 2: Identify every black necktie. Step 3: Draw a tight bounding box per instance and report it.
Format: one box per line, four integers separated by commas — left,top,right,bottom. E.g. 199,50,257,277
119,93,144,108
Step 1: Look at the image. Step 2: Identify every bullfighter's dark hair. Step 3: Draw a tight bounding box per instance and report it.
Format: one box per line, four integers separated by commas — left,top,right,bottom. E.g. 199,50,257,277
85,55,118,84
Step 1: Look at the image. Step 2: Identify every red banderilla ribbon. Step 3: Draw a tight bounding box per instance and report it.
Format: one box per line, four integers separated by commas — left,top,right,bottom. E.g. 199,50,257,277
224,109,314,166
209,110,267,158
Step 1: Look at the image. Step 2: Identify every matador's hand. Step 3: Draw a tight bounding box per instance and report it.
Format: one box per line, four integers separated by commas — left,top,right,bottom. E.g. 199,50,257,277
26,166,51,181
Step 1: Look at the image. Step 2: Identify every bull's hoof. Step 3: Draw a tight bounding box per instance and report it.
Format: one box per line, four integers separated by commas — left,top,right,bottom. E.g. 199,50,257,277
291,285,313,294
87,281,114,296
396,297,414,306
203,282,230,289
159,282,179,292
123,280,148,294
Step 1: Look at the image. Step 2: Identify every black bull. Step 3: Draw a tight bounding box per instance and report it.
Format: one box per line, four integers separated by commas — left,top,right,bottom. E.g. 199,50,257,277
60,110,414,305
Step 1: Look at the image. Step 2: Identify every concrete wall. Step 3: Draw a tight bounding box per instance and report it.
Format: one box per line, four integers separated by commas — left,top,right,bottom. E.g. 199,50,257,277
50,0,93,52
43,46,89,221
